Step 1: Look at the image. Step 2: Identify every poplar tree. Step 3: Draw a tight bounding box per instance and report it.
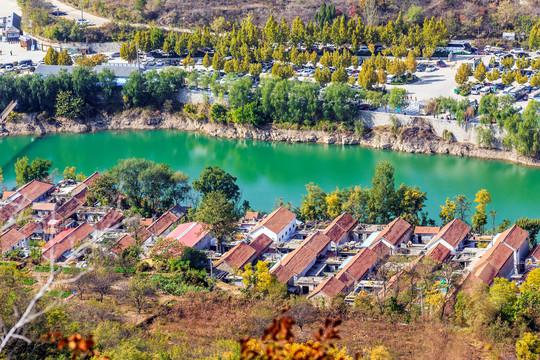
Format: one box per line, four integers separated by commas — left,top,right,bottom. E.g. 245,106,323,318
473,62,487,83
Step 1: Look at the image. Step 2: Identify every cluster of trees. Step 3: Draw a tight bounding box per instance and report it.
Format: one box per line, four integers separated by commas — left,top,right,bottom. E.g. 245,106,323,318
0,68,114,118
0,67,186,117
476,94,540,156
298,161,431,226
208,77,358,127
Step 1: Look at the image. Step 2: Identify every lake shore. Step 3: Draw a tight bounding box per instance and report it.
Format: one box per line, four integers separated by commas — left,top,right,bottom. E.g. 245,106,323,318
2,110,540,167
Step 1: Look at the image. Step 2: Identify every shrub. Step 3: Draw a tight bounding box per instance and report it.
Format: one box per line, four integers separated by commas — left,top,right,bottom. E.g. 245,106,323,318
210,103,229,123
183,104,198,115
136,261,151,272
442,129,454,142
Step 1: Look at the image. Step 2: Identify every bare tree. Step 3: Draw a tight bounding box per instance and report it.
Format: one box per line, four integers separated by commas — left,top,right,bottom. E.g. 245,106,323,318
121,277,156,314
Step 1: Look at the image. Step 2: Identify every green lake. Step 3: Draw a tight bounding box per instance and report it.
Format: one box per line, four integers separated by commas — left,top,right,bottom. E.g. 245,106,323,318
0,129,537,223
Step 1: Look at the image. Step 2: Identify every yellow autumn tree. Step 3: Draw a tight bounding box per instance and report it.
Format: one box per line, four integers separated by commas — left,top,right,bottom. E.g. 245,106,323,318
439,198,457,226
326,189,343,218
240,261,285,298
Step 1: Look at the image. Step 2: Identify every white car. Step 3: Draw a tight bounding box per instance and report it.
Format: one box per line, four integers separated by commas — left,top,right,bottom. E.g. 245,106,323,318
425,65,437,72
358,46,370,52
532,93,540,102
471,84,483,95
480,86,492,95
510,48,524,54
76,18,93,26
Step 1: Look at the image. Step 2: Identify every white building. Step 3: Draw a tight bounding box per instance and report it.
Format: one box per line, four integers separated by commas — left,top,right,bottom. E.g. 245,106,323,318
250,206,297,242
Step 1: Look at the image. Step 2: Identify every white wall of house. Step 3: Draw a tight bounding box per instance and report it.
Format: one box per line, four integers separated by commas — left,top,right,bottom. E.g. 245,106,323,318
252,219,296,242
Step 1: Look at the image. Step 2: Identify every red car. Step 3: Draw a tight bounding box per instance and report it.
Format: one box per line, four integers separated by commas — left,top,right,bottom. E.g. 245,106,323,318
436,60,447,67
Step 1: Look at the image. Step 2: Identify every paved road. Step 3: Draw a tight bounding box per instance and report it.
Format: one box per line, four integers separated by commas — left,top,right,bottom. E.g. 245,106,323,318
45,0,110,26
4,0,110,27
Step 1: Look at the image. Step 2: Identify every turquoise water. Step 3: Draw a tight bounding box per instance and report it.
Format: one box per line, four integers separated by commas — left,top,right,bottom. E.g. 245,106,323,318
0,130,538,223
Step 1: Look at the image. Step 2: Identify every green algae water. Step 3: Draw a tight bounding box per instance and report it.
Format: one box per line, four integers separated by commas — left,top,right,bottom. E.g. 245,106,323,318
0,129,538,222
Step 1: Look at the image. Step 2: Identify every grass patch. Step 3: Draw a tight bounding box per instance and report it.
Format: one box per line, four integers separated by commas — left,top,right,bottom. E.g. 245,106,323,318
48,290,72,299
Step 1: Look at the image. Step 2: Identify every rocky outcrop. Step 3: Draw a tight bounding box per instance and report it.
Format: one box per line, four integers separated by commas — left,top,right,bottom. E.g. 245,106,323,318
2,111,540,167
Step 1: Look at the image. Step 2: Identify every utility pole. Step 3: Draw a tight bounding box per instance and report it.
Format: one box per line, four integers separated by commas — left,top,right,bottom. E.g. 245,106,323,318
80,0,84,21
418,286,424,316
209,253,214,291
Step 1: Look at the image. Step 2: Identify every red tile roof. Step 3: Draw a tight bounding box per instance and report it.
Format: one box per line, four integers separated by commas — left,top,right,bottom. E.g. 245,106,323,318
309,277,347,299
303,232,331,256
147,211,180,236
0,228,25,252
19,222,38,238
498,225,529,251
336,248,380,286
244,212,261,221
42,223,94,262
427,219,471,249
133,227,152,243
427,243,451,262
373,217,412,246
249,234,273,255
217,242,257,270
2,191,15,200
474,262,500,286
530,245,540,262
369,240,392,258
323,212,358,244
414,226,440,235
3,195,31,217
94,209,124,231
110,234,137,255
32,202,58,212
272,264,294,283
17,180,54,202
251,207,296,235
42,197,83,226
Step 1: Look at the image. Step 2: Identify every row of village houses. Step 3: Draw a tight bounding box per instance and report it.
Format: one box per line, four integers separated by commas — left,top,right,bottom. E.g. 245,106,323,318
1,176,539,301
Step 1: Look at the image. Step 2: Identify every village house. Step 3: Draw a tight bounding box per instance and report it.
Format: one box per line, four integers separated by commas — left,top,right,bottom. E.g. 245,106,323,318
71,172,101,203
250,207,297,242
270,231,332,290
110,234,137,255
238,211,262,232
424,219,472,262
93,209,124,233
413,226,441,244
308,247,381,301
162,221,215,252
323,212,358,246
42,223,95,263
0,180,55,223
471,225,530,285
32,202,58,217
0,228,27,254
77,206,111,223
215,234,273,273
364,217,413,255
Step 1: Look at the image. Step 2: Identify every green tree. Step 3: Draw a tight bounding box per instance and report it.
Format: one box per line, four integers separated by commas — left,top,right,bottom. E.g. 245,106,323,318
110,158,190,212
195,191,238,253
14,157,53,186
358,65,378,90
473,62,487,83
122,72,146,107
388,88,408,110
192,166,240,203
314,67,332,86
120,41,137,63
502,56,516,69
44,47,59,65
86,173,119,206
57,50,73,66
300,182,328,221
439,197,457,225
331,66,349,83
202,53,211,69
55,90,85,119
210,104,229,123
472,189,491,233
369,161,396,224
501,70,516,86
530,22,540,50
322,82,356,121
455,63,472,85
63,166,77,180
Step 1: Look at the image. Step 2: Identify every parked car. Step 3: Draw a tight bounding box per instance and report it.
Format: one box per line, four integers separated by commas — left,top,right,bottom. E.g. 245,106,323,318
510,48,524,54
471,84,483,95
480,86,492,95
436,60,447,67
51,10,67,16
76,18,93,26
533,93,540,102
425,65,437,72
417,63,427,72
495,83,506,90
